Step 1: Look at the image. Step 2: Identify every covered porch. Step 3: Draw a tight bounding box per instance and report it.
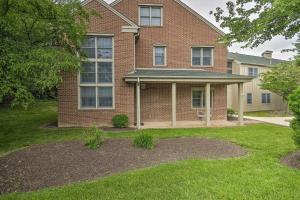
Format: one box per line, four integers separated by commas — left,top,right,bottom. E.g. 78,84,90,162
124,69,253,129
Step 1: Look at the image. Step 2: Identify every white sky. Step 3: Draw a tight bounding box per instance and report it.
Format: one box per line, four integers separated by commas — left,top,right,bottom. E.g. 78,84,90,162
105,0,297,60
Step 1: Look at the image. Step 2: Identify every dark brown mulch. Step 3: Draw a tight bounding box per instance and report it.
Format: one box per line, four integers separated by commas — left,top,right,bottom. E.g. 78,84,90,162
101,127,137,132
281,150,300,169
0,138,247,195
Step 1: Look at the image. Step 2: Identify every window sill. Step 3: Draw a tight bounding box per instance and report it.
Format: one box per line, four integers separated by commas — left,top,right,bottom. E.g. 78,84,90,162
78,107,115,111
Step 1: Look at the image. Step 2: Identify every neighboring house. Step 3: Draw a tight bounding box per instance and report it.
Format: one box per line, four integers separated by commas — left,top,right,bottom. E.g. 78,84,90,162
58,0,252,128
227,51,286,112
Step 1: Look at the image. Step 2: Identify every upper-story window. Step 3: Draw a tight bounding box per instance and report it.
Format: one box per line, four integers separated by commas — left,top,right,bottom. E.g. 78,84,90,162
79,36,114,109
248,67,258,77
153,46,166,66
192,47,213,66
227,62,233,74
139,6,162,26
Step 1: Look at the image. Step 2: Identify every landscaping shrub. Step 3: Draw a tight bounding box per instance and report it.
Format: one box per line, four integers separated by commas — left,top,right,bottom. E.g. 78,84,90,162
84,125,103,150
289,87,300,147
227,108,235,119
112,114,129,128
133,134,154,149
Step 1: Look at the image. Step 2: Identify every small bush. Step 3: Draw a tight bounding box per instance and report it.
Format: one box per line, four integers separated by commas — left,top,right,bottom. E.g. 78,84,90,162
133,134,154,149
289,87,300,147
84,125,103,150
227,108,235,118
112,114,129,128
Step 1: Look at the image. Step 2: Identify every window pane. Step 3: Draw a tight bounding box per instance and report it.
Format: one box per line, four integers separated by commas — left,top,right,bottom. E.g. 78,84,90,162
151,7,161,17
140,7,150,17
81,87,96,108
262,94,266,103
81,37,95,58
98,87,113,107
80,62,96,83
151,17,161,26
203,48,212,66
97,37,112,59
247,93,252,104
155,47,165,65
140,17,150,26
192,90,202,108
192,48,201,66
98,62,112,83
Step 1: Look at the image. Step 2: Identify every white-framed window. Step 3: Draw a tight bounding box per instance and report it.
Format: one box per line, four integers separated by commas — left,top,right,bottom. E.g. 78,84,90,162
261,93,271,104
153,46,166,66
227,61,233,74
139,6,163,26
248,67,258,77
192,47,213,66
79,35,114,109
247,93,252,105
191,88,214,109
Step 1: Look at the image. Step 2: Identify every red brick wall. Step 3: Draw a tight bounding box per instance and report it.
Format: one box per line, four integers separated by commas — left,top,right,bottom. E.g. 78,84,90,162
140,83,227,122
58,0,135,127
113,0,227,72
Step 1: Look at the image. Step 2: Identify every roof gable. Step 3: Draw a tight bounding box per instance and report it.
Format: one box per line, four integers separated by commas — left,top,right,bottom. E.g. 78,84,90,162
110,0,224,35
228,52,285,67
82,0,138,28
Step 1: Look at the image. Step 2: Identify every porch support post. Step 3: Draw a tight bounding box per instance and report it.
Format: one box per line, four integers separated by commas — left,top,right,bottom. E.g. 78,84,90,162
238,82,244,126
205,83,211,127
172,83,177,127
136,80,141,129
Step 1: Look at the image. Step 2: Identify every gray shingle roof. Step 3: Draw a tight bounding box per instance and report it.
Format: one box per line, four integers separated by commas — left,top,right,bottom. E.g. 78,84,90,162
228,52,285,67
124,69,253,80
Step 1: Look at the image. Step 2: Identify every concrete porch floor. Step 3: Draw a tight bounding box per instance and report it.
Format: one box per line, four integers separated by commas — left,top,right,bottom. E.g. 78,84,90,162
141,120,258,129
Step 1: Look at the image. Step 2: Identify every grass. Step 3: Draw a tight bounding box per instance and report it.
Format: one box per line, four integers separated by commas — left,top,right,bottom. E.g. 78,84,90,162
1,100,300,199
245,110,291,117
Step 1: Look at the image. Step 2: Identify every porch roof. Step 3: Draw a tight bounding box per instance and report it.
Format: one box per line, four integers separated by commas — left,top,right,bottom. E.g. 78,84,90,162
124,68,253,83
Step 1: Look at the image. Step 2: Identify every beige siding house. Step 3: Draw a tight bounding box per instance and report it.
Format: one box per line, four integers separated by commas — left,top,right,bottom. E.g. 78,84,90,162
227,51,286,112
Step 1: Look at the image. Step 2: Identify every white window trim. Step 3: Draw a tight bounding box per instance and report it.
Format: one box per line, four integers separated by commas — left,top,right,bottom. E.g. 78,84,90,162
78,35,115,110
153,46,167,67
191,47,214,67
138,5,163,27
191,87,214,109
246,93,253,105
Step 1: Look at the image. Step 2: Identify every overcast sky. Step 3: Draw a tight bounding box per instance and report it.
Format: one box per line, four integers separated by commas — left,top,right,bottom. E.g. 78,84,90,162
105,0,297,60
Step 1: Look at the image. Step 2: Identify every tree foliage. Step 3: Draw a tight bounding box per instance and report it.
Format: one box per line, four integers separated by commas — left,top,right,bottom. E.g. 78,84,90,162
211,0,300,48
260,61,300,101
0,0,92,108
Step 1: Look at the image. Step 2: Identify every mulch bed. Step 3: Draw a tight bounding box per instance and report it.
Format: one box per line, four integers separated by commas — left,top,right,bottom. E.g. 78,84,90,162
281,150,300,169
0,138,247,195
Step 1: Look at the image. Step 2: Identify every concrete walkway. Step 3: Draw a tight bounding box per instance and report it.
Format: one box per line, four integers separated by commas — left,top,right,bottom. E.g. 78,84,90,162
243,116,293,127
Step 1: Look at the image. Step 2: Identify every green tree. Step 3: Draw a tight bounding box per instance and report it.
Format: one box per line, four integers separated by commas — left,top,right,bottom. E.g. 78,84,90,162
0,0,92,108
260,61,300,102
289,87,300,147
210,0,300,48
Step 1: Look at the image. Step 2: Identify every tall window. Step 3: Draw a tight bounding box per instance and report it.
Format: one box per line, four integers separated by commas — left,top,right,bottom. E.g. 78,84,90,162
154,46,166,66
227,62,233,74
79,36,114,109
192,47,213,66
261,93,271,104
192,88,214,108
139,6,162,26
247,93,252,105
248,67,258,76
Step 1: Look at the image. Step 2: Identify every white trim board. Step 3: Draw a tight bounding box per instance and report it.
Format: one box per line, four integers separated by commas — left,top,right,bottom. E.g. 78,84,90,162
110,0,225,35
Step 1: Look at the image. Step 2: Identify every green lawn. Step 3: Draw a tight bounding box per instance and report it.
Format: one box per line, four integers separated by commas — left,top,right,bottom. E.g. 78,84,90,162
1,101,300,200
245,110,291,117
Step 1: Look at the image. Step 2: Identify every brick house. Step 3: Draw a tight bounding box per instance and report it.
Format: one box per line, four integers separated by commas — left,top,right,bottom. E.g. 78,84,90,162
58,0,252,128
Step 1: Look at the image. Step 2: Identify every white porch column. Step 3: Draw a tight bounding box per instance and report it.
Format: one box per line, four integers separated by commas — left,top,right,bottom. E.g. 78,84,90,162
136,81,141,129
205,83,211,127
172,83,177,127
238,82,244,126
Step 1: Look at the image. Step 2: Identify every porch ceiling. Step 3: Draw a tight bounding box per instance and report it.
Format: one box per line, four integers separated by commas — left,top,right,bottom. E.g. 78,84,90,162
124,68,253,84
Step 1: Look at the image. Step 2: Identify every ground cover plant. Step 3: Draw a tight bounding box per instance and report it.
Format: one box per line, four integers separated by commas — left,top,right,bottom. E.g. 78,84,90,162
133,134,154,149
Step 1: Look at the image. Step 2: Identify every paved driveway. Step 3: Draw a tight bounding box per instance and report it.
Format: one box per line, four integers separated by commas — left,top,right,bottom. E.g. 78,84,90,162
243,116,293,127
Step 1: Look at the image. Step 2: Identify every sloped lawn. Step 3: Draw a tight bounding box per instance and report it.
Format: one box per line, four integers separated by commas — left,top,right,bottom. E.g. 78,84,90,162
1,101,300,199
